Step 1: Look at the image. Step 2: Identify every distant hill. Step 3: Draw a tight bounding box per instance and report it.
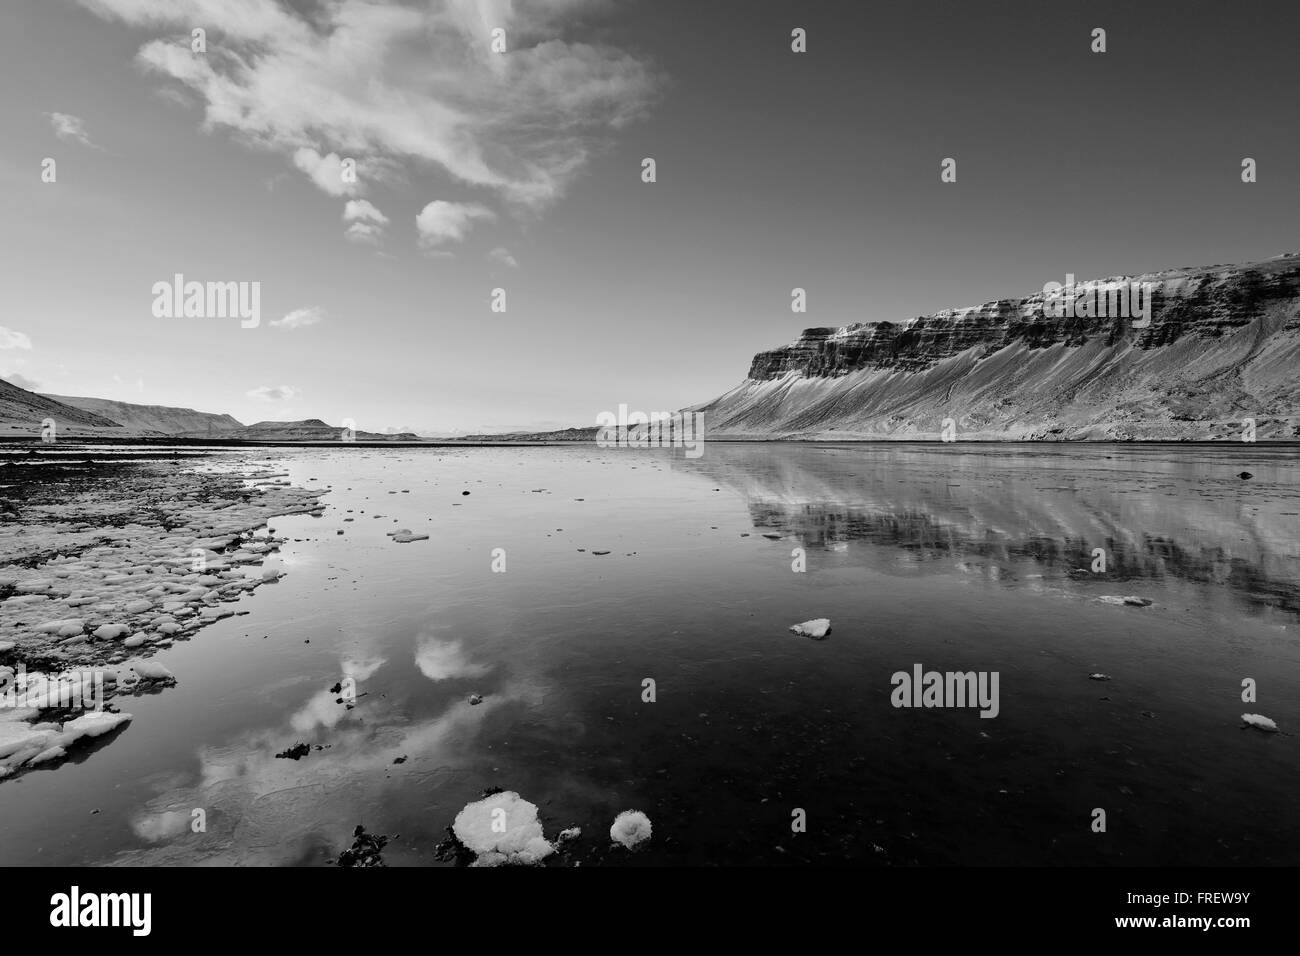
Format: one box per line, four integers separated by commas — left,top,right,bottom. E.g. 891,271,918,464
244,419,421,442
458,426,598,441
0,378,128,439
45,394,245,438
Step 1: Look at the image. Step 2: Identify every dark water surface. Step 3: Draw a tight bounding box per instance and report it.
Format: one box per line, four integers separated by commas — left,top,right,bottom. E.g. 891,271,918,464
1,443,1297,866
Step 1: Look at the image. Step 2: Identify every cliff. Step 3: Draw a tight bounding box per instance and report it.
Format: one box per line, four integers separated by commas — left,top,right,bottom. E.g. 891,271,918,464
692,255,1300,440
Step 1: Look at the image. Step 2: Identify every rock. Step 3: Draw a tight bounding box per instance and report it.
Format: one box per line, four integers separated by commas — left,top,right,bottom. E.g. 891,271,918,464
335,825,388,867
1099,595,1153,607
469,693,484,705
789,618,831,639
1088,673,1111,681
391,530,429,543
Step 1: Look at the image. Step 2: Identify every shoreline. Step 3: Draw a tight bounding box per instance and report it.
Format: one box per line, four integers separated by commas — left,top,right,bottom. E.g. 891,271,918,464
0,454,328,779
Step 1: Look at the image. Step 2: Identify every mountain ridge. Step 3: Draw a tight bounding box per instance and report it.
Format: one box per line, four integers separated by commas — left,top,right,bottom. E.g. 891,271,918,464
690,254,1300,441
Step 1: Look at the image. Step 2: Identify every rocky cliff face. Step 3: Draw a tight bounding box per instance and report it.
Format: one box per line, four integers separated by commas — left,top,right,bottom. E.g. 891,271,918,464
695,255,1300,440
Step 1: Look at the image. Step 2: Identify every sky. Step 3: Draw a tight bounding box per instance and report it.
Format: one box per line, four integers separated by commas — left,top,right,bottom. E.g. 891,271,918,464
1,0,1297,434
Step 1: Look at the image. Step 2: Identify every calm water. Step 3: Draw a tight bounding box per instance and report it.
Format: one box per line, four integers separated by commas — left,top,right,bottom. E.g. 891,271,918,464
2,443,1298,866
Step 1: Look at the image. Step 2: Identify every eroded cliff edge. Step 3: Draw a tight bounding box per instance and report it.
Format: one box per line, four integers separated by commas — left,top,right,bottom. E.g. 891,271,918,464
691,255,1300,440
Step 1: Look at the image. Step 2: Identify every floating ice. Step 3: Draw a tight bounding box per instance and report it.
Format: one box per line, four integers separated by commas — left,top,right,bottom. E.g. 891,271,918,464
1099,596,1153,607
129,661,176,684
789,618,831,639
1241,713,1278,732
451,791,555,866
390,529,429,543
610,810,652,849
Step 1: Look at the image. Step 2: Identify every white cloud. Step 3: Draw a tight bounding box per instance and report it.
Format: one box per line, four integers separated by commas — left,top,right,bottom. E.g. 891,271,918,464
246,385,300,401
2,372,41,391
0,327,33,350
77,0,661,209
45,112,100,148
270,307,325,330
415,636,490,682
416,200,495,250
343,199,389,244
487,246,519,268
292,148,358,198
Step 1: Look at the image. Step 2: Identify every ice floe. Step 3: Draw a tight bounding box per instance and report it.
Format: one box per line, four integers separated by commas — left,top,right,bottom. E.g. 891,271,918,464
452,791,556,866
789,618,831,639
1241,713,1278,732
610,810,653,849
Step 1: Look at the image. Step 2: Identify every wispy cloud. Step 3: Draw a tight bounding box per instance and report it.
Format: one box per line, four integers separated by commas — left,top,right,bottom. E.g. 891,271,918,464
246,384,301,401
0,327,33,350
343,199,389,245
416,200,495,251
45,112,101,149
292,148,358,198
1,372,41,391
270,307,325,330
77,0,661,210
487,246,519,268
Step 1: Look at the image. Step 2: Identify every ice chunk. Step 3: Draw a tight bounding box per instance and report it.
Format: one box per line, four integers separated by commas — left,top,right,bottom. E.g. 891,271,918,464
1241,713,1278,733
610,810,652,849
1099,596,1153,607
129,661,176,683
452,791,555,866
789,618,831,639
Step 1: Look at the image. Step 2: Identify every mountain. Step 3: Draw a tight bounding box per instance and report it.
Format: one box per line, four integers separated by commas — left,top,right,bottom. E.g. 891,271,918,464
0,378,128,439
243,419,421,442
44,395,245,438
0,382,420,443
692,255,1300,440
457,426,598,442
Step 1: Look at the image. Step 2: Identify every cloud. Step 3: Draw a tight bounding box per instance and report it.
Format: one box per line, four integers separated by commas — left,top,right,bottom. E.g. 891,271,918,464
415,637,490,682
45,112,100,148
487,246,518,268
0,327,33,350
77,0,662,209
1,372,41,391
343,199,389,244
416,200,495,250
246,385,300,401
292,148,358,198
270,307,325,330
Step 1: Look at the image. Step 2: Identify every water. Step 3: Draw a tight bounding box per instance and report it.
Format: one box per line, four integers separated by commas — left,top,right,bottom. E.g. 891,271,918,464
1,443,1298,866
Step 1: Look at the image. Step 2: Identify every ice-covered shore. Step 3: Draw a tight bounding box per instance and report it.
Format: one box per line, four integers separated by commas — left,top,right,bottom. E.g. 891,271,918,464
0,454,329,779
